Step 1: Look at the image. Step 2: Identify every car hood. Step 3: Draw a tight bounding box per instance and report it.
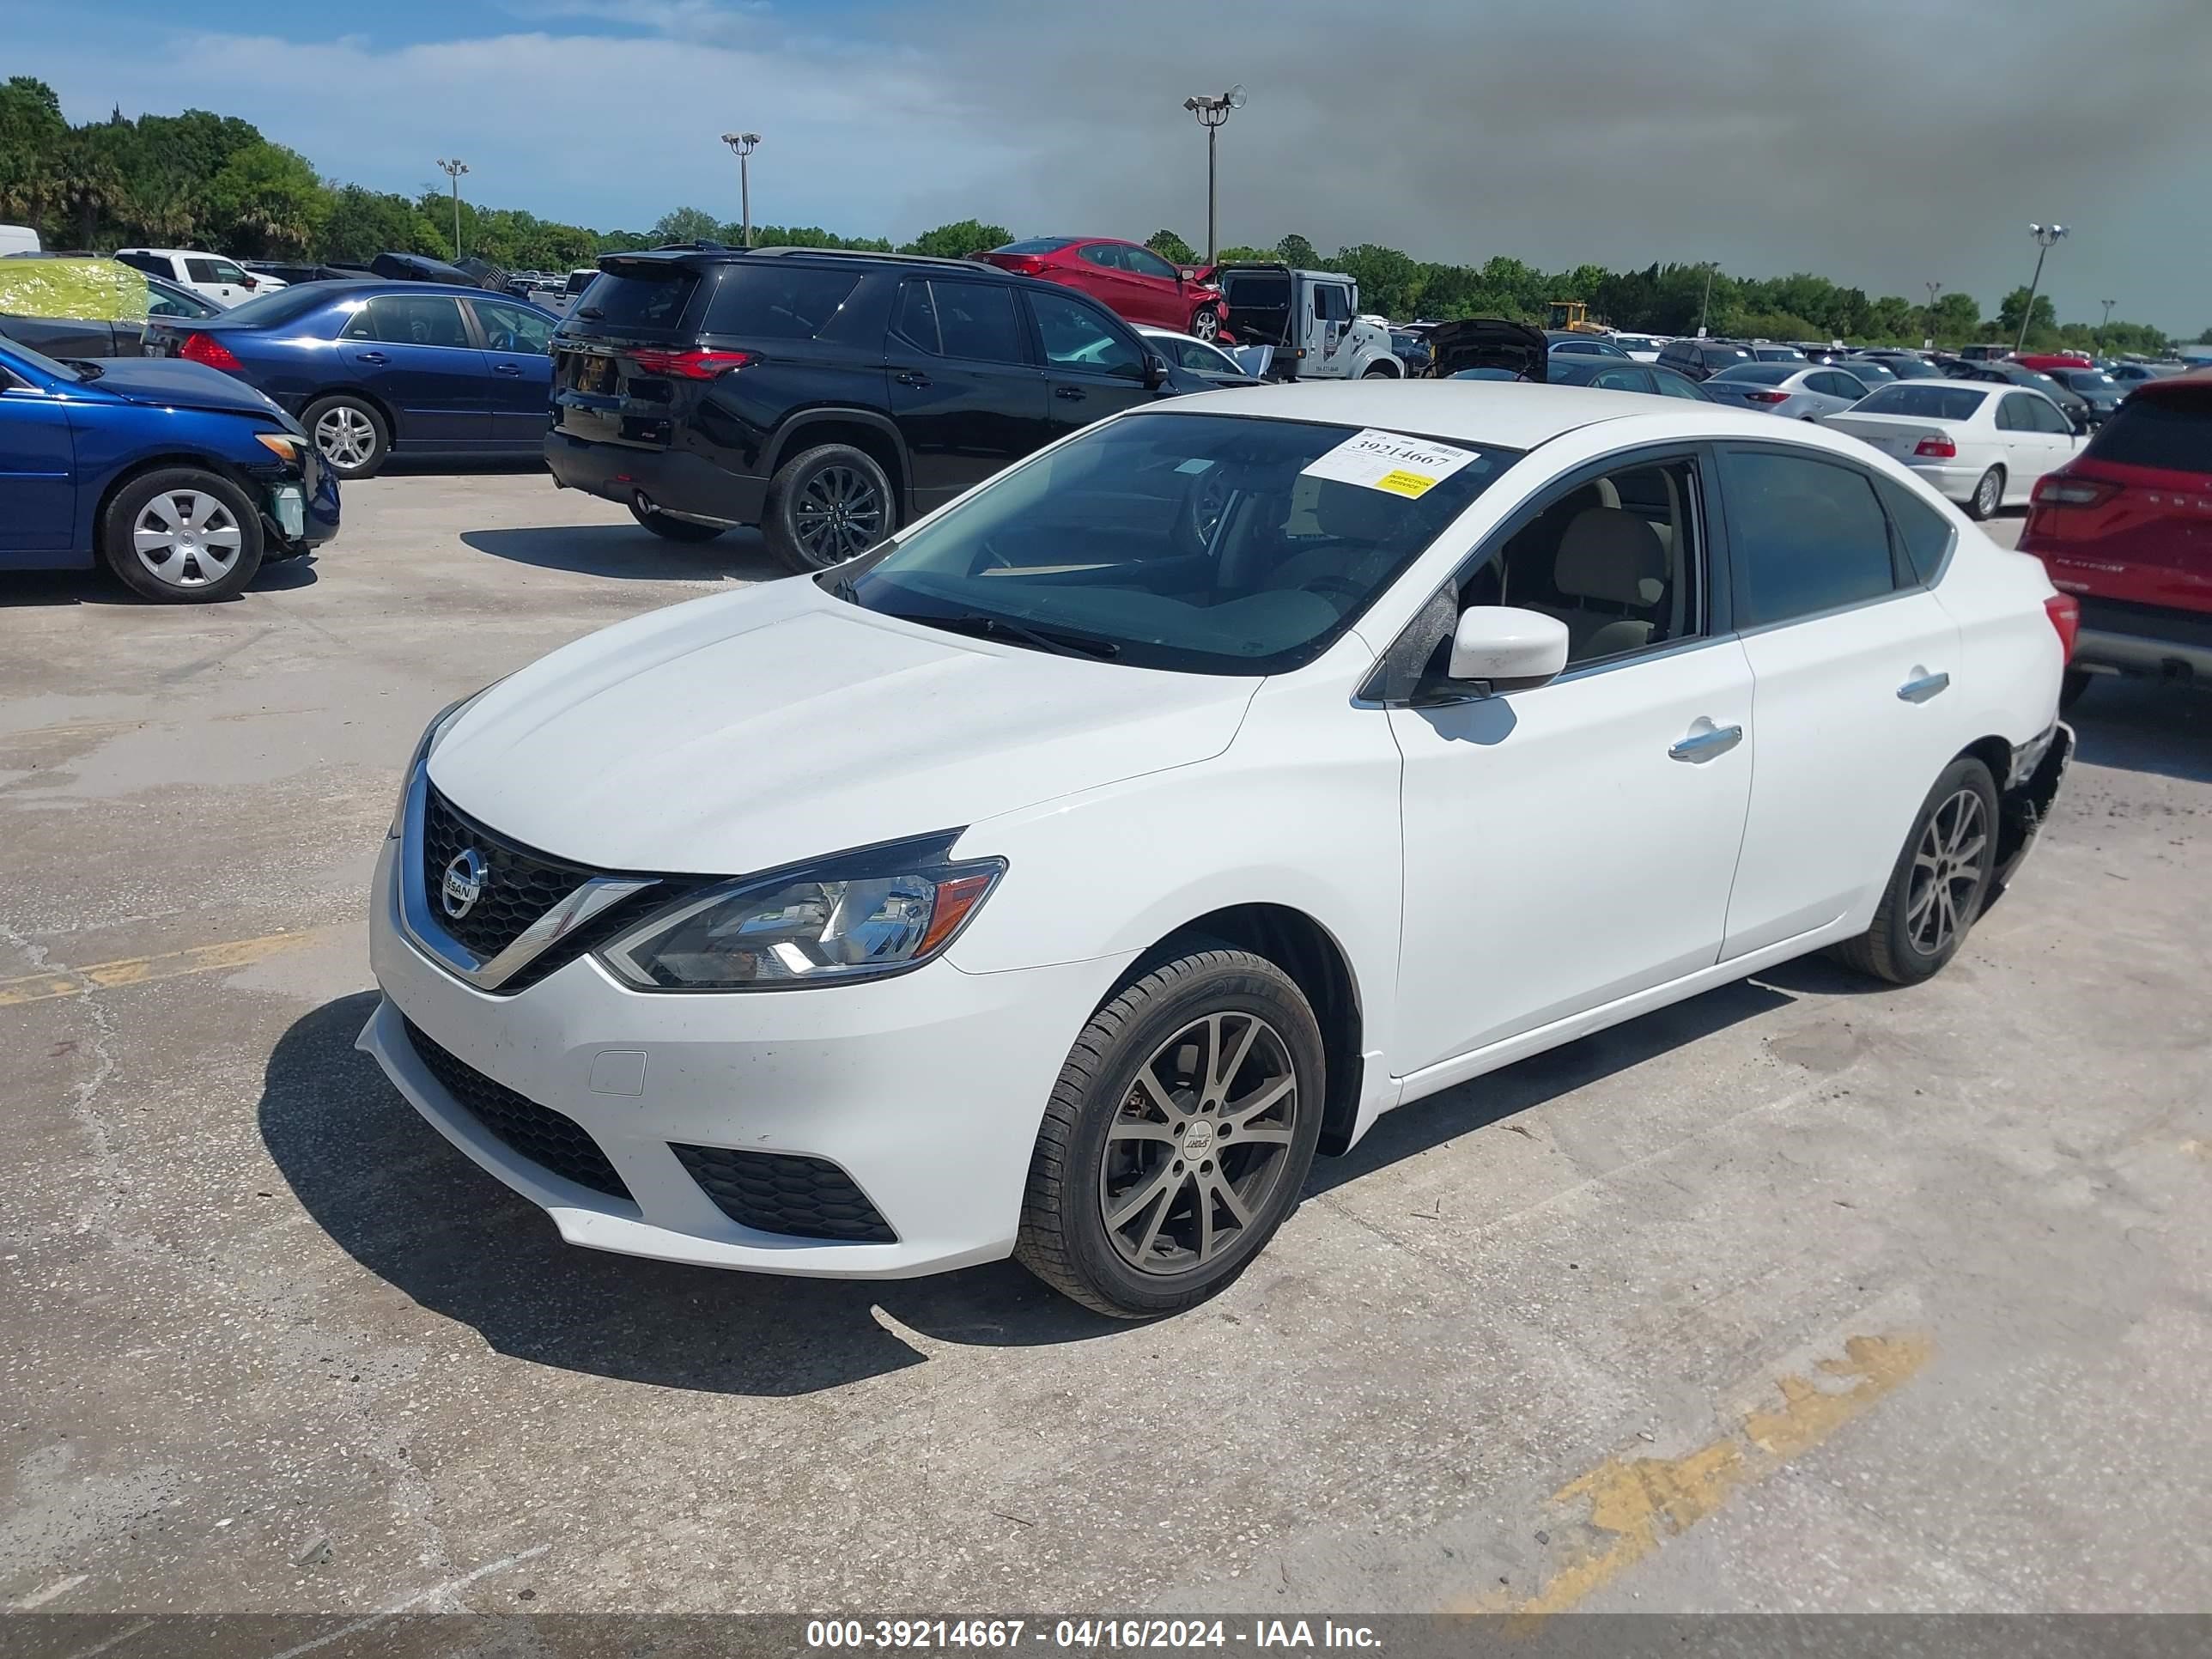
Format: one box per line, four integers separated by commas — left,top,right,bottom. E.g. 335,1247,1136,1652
78,356,286,419
1421,318,1547,381
428,579,1261,874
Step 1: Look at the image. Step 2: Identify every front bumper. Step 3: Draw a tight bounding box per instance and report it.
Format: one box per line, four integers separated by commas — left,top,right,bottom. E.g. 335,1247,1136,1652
360,836,1121,1278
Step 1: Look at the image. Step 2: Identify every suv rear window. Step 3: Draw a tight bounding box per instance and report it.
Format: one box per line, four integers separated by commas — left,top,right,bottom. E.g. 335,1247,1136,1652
702,265,863,339
574,267,701,331
2083,395,2212,476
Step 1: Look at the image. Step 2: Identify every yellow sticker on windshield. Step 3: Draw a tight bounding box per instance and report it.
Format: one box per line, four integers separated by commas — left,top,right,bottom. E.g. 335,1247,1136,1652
1375,468,1437,497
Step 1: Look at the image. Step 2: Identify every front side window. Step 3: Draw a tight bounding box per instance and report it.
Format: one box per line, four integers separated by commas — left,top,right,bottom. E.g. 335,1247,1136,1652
1125,246,1180,282
184,258,222,283
362,295,471,349
1719,448,1899,628
829,412,1516,675
472,300,555,354
1996,392,2037,431
2027,395,2073,434
1314,285,1352,322
1029,289,1142,379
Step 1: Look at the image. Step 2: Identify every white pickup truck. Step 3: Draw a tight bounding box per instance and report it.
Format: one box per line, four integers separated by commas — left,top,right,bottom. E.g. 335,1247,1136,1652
1208,263,1402,380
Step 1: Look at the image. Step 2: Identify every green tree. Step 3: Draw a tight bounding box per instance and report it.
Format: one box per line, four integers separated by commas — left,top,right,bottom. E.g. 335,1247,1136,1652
321,185,441,264
1333,243,1418,318
1146,228,1197,265
1212,246,1274,264
1857,295,1918,343
1930,291,1981,343
901,218,1010,258
2197,326,2212,345
1274,233,1318,268
651,205,722,245
0,76,68,232
202,142,326,257
1997,286,2058,346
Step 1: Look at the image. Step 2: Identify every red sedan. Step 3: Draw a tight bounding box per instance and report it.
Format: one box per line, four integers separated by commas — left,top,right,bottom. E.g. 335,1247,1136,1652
973,238,1229,341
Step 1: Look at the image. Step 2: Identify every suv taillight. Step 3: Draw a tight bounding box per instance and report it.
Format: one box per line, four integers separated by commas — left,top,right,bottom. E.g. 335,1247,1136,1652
1913,435,1957,458
179,333,242,372
629,347,754,380
2032,476,2118,507
2044,593,2081,663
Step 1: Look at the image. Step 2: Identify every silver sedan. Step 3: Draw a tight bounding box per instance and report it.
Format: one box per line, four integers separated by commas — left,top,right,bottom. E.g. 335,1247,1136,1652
1700,362,1875,420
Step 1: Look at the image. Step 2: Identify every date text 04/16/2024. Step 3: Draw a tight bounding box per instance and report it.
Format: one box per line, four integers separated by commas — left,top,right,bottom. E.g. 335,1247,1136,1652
804,1620,1383,1651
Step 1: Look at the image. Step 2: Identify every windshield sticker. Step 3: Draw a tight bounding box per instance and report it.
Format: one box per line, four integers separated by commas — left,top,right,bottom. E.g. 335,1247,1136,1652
1299,428,1482,499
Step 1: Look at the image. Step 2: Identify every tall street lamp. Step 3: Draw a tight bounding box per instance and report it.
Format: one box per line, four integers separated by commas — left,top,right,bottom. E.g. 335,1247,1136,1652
1181,87,1245,264
2014,222,2067,355
435,158,469,258
720,132,761,248
1925,281,1942,349
1698,262,1717,337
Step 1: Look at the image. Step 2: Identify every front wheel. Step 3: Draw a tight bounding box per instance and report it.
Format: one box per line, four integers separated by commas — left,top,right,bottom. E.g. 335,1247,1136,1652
1832,757,1999,986
1188,304,1221,342
1965,466,2003,521
1361,361,1399,379
762,442,896,574
1015,948,1325,1318
100,468,264,603
629,501,726,543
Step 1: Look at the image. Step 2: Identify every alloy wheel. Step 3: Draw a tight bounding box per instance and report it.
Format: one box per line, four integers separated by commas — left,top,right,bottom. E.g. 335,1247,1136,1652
1974,471,2001,518
1191,307,1220,342
1906,787,1988,955
793,465,884,563
314,405,377,470
131,490,243,590
1097,1012,1300,1275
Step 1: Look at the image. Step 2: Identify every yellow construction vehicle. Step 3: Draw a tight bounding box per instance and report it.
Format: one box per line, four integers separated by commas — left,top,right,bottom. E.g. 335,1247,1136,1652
1547,300,1606,334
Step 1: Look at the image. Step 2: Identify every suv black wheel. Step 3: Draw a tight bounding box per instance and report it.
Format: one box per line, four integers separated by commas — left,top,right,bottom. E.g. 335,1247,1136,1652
100,468,265,603
628,501,726,544
1832,757,1999,986
301,394,389,479
763,443,896,574
1015,947,1325,1319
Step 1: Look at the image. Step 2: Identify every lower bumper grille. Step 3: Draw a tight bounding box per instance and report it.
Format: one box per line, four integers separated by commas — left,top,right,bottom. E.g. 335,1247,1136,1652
402,1018,633,1202
671,1145,896,1243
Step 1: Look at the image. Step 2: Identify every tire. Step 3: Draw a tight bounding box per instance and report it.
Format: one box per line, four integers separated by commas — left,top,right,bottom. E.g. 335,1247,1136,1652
2060,667,2094,710
628,501,726,543
761,442,896,574
302,394,389,480
1965,466,2003,521
99,468,264,603
1188,305,1221,342
1361,361,1398,379
1015,947,1326,1318
1832,757,2000,986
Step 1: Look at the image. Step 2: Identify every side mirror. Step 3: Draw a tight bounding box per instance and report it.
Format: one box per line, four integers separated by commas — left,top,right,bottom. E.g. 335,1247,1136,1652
1144,352,1171,390
1445,606,1570,695
240,276,258,289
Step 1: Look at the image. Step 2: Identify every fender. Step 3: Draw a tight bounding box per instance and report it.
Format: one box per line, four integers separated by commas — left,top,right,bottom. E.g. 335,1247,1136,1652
765,407,913,508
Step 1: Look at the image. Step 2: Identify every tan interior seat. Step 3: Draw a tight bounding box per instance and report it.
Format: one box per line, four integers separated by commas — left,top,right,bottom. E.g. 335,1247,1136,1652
1541,507,1668,659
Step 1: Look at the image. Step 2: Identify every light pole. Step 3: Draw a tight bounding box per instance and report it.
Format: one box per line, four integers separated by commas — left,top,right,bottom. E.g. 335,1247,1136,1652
435,158,469,258
1924,281,1942,349
2014,222,2066,355
720,132,761,247
1698,262,1717,337
1180,86,1245,264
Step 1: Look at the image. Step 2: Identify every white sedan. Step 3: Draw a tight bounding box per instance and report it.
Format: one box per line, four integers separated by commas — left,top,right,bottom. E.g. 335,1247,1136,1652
362,383,2076,1317
1826,380,2082,520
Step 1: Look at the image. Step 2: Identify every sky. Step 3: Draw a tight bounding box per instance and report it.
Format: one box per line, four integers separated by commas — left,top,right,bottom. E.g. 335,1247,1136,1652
7,0,2210,333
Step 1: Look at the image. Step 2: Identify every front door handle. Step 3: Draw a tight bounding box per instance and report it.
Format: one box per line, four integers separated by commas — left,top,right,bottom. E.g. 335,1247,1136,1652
894,369,930,386
1897,671,1950,703
1668,722,1744,763
492,362,524,376
1055,386,1087,401
356,351,387,365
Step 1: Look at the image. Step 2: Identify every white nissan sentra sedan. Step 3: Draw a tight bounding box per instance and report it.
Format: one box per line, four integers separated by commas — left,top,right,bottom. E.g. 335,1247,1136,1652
361,383,2075,1317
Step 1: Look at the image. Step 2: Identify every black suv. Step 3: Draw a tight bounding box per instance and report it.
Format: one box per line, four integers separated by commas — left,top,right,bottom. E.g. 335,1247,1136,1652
546,246,1206,571
1656,338,1757,381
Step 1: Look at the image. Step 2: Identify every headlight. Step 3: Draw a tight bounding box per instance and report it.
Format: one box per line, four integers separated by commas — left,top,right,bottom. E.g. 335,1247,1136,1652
387,685,495,838
253,431,304,462
597,835,1005,991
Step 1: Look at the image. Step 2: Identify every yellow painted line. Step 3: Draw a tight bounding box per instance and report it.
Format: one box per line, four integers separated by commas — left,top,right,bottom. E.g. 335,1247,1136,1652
1462,1332,1932,1621
0,931,325,1009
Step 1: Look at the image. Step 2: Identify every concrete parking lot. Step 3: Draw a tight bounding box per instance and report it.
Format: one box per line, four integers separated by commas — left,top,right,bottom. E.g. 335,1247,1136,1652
3,468,2209,1620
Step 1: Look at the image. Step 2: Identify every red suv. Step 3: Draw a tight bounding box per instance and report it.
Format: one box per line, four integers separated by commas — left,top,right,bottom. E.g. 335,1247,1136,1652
2021,369,2212,704
973,238,1228,341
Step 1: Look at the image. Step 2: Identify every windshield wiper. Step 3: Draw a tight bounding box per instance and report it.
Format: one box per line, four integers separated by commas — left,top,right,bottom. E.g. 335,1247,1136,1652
914,611,1121,660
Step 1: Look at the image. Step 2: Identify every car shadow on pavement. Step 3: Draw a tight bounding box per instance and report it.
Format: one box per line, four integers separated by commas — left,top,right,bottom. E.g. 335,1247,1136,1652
1,558,319,607
460,526,785,583
259,994,1122,1396
2066,678,2211,785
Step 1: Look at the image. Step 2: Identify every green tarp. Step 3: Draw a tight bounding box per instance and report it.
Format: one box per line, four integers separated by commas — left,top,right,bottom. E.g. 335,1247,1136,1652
0,258,151,322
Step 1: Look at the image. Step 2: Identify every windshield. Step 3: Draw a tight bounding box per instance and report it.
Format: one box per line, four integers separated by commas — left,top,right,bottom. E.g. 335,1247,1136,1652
828,412,1517,675
2058,370,2119,392
1854,384,1989,420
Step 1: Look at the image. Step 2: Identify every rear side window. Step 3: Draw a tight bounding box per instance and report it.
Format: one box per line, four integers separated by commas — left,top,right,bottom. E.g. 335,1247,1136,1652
701,266,860,340
994,238,1073,256
1719,448,1901,627
1856,384,1987,421
1077,244,1124,270
1876,477,1955,585
2084,396,2212,474
574,267,702,331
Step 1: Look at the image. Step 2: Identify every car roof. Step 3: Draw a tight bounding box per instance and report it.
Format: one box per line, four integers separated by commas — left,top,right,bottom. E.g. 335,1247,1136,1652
1124,379,1833,449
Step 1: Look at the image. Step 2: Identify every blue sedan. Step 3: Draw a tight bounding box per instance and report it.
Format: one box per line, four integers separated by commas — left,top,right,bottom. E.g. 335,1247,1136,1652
0,337,339,601
141,281,556,478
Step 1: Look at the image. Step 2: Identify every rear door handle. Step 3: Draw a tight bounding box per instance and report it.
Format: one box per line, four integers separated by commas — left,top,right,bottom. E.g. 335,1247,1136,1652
894,369,930,386
356,351,387,365
1055,386,1087,401
1897,671,1950,703
1668,723,1744,763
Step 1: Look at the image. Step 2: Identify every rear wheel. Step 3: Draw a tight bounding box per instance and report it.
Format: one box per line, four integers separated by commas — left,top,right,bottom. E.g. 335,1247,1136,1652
628,501,726,543
1832,757,1999,986
1015,947,1325,1318
100,468,264,603
1965,465,2003,521
302,394,389,479
762,443,895,574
